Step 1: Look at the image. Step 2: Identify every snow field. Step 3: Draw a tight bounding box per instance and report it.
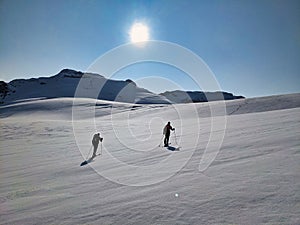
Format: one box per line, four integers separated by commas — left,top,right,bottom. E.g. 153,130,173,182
0,94,300,224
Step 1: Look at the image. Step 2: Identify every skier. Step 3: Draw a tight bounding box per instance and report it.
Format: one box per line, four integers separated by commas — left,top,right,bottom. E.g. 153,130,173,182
163,122,175,147
92,133,103,158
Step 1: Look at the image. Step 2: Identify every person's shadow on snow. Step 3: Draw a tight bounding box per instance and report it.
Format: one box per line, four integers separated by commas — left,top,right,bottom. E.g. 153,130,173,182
80,155,99,166
167,146,180,151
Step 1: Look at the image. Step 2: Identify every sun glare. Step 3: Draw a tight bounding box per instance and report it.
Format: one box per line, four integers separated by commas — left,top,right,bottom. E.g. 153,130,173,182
129,23,149,43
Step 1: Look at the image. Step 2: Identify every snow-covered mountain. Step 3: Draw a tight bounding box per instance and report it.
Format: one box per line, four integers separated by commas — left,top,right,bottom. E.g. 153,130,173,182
0,69,243,104
0,69,170,104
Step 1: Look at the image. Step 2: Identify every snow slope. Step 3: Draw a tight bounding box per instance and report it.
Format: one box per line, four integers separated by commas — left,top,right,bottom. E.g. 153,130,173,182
0,93,299,224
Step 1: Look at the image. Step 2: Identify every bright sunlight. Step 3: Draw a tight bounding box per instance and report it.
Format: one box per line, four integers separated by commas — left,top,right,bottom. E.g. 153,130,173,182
129,23,150,43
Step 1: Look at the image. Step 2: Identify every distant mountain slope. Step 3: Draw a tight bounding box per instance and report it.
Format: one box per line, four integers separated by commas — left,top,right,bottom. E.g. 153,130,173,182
1,93,299,120
0,69,243,104
160,90,244,103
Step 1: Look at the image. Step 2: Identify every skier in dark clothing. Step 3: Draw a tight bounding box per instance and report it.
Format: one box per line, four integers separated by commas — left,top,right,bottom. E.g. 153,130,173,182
163,122,175,147
92,133,103,158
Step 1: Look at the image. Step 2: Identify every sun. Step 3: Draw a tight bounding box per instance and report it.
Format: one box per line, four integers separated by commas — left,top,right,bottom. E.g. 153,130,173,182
129,23,149,43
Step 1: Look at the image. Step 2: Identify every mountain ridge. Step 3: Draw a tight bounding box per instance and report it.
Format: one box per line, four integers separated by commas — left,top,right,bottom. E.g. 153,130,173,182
0,69,244,104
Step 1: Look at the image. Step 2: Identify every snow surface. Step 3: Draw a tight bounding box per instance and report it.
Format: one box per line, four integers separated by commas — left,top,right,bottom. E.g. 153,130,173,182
0,93,300,224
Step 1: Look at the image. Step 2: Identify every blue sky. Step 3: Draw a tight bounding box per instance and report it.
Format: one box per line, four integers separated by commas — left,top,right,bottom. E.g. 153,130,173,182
0,0,299,97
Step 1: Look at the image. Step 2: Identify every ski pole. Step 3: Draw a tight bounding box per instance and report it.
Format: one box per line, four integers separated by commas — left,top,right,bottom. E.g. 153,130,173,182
174,130,178,146
85,145,93,160
158,134,164,147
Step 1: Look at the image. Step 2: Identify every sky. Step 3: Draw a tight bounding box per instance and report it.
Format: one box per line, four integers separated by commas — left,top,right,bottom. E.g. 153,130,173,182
0,0,299,97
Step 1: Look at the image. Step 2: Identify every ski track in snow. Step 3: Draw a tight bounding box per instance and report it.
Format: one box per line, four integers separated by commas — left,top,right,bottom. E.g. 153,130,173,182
0,93,300,224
